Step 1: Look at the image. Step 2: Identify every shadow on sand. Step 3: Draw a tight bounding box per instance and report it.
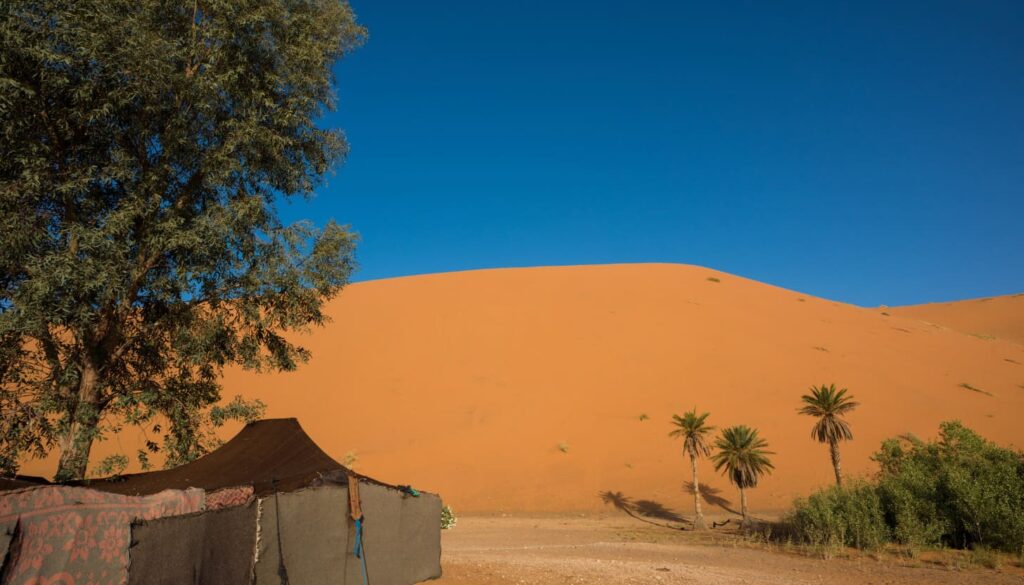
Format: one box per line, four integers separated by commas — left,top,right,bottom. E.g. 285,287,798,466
599,491,689,530
684,481,740,515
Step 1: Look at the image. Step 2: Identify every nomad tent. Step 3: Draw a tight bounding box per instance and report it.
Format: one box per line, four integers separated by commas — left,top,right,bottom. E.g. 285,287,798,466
0,418,442,585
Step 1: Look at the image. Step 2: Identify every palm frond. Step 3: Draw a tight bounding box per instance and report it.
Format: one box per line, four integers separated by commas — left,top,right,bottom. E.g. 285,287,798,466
798,383,858,444
709,425,774,489
669,408,715,459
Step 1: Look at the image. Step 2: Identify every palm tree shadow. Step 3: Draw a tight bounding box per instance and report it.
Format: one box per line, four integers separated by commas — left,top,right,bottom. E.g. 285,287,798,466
599,491,689,530
684,481,740,515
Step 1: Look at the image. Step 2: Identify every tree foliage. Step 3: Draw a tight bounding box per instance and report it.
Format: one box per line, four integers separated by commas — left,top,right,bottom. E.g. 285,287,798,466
0,0,365,479
711,425,774,490
669,409,715,459
799,384,857,444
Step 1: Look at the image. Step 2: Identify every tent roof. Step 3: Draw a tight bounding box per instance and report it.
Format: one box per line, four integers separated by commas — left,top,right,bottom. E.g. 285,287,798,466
0,475,48,492
77,418,345,496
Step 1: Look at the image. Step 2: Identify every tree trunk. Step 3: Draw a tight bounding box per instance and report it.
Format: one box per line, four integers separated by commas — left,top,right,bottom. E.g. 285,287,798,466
55,363,103,481
739,486,750,529
829,439,843,486
690,452,707,530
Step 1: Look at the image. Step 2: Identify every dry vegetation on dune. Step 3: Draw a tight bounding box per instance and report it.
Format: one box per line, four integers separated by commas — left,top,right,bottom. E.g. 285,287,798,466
21,264,1024,519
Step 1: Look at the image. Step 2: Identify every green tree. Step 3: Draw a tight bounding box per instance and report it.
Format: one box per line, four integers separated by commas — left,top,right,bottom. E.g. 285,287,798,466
798,384,858,486
711,425,774,528
669,409,715,529
0,0,365,480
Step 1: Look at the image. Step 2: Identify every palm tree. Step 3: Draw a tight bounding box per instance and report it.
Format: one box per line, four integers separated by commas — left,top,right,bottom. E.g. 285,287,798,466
798,383,858,486
669,409,715,529
710,425,774,528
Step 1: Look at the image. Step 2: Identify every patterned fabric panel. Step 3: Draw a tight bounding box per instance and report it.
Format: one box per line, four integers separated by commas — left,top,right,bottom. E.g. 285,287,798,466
0,486,203,585
204,486,254,510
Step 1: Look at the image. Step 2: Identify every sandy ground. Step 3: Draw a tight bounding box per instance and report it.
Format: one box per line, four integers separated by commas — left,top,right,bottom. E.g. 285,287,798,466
433,516,1024,585
22,264,1024,513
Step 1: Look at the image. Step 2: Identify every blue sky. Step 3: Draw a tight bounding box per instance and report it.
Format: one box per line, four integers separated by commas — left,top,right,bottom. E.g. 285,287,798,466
284,0,1024,307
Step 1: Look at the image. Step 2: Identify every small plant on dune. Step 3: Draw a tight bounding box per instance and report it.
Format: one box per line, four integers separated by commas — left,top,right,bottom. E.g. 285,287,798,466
959,382,993,396
557,441,570,453
441,504,457,529
669,409,716,530
342,450,358,467
706,277,721,283
799,384,858,486
638,413,650,421
711,425,774,529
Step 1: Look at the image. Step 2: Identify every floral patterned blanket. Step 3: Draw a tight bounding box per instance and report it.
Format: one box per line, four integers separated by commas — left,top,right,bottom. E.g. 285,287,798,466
0,485,203,585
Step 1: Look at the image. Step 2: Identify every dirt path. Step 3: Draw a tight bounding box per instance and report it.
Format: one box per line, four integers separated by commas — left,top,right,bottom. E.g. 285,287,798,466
434,516,1024,585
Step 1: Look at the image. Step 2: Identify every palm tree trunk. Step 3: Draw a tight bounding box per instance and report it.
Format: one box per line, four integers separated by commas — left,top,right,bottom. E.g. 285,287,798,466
829,439,842,486
690,453,707,530
739,486,749,528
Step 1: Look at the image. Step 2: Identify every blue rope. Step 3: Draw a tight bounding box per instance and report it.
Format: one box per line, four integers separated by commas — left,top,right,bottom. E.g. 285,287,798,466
353,518,369,585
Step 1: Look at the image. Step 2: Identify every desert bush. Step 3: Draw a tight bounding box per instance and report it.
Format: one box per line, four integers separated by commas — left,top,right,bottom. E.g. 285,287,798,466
874,421,1024,552
968,546,1001,569
441,504,457,529
789,480,888,551
788,421,1024,556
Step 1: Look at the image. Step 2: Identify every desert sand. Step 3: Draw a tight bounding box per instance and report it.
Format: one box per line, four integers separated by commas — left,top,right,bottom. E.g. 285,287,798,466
435,516,1022,584
20,264,1024,517
888,294,1024,344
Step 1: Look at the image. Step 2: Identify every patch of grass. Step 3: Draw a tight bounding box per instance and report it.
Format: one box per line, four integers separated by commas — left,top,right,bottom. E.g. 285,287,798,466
638,413,649,421
706,276,721,283
1005,358,1021,365
624,462,633,469
797,297,806,302
970,333,996,340
341,450,358,467
813,346,829,352
959,382,993,397
880,312,890,316
968,546,1001,569
557,441,570,453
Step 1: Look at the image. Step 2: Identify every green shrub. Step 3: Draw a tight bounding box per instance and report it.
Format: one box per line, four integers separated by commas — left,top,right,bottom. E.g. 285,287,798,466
789,480,888,551
873,421,1024,552
788,421,1024,556
441,504,457,529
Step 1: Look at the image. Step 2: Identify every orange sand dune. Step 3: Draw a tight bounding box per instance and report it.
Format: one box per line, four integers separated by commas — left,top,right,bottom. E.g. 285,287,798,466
19,264,1024,515
888,294,1024,344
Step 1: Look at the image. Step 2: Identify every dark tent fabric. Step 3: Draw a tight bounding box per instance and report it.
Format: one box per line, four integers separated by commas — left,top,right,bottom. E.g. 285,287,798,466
0,478,47,493
252,485,355,585
127,501,258,585
252,483,442,585
359,483,443,585
0,486,203,585
79,419,342,496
